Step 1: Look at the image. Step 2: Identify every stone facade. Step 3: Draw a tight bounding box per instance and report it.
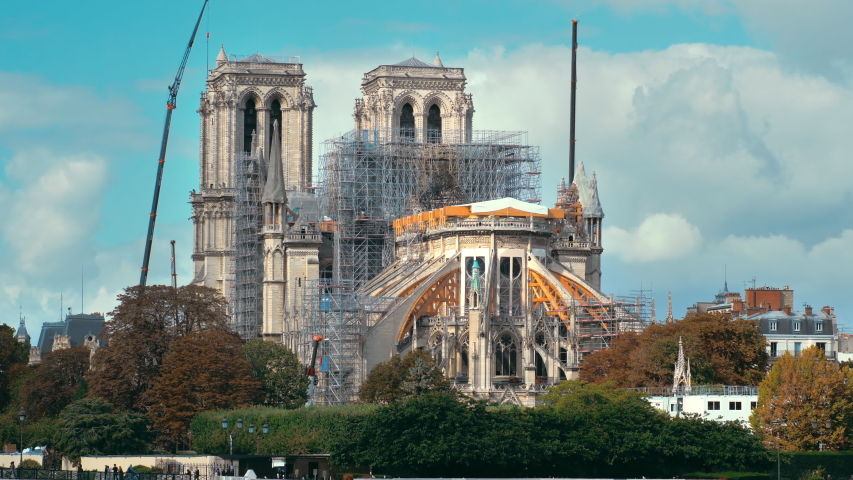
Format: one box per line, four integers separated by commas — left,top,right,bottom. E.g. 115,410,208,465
191,47,316,301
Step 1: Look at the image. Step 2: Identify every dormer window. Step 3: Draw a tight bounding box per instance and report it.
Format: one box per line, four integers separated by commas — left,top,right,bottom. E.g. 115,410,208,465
770,321,777,332
793,321,801,332
816,322,823,332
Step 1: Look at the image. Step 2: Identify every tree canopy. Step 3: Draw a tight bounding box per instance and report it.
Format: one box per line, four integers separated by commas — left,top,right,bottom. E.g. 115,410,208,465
19,346,90,420
580,312,768,387
329,382,770,478
53,398,153,461
359,349,450,404
242,338,309,409
87,284,229,412
751,346,853,451
148,329,260,449
0,324,28,412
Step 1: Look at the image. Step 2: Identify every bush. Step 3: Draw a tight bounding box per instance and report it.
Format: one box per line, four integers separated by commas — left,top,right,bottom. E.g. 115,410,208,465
684,472,770,480
19,459,42,469
191,405,376,456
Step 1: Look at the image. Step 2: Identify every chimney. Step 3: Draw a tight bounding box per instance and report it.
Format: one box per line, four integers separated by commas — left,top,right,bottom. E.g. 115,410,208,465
805,305,813,316
782,306,792,315
822,305,834,316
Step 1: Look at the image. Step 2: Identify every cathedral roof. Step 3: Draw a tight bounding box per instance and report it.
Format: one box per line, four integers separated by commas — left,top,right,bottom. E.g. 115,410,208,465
261,120,287,205
238,53,280,63
393,56,438,68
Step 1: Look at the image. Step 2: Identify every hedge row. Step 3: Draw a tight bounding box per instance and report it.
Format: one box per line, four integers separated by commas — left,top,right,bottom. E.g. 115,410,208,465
190,405,376,455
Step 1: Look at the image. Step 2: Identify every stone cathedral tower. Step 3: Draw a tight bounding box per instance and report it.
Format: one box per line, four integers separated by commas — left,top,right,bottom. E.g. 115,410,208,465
191,46,316,303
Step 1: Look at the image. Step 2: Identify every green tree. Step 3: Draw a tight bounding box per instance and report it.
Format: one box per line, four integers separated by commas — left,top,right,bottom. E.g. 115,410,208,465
580,312,768,387
87,285,229,412
0,324,29,411
149,330,260,450
359,350,450,404
750,346,853,451
242,338,309,409
19,346,90,420
53,398,153,462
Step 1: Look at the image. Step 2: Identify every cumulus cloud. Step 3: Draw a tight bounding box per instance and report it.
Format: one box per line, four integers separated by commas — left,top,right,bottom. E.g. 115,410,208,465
606,213,702,262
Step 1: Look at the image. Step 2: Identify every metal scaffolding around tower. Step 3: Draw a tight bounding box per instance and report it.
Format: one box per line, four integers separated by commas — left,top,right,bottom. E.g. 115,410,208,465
230,152,263,339
320,127,542,289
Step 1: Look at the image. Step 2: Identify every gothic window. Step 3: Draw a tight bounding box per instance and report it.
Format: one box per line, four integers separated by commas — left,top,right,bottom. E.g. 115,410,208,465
498,257,523,315
400,103,415,140
495,333,517,376
243,98,257,153
427,104,442,143
270,99,283,151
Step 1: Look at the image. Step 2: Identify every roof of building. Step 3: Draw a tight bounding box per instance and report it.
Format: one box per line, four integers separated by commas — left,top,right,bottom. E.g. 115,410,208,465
751,310,835,336
393,56,437,68
15,318,30,343
36,314,105,354
238,53,280,63
466,197,549,215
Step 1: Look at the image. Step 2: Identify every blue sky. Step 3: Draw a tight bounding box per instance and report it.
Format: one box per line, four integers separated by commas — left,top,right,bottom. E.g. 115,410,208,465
2,0,852,337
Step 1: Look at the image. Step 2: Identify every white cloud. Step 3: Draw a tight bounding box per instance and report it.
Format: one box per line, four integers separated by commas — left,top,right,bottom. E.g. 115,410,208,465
606,213,702,262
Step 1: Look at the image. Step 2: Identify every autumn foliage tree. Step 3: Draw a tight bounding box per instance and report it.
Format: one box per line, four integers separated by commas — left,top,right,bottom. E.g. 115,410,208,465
149,329,260,449
19,346,90,420
359,349,450,404
580,312,768,387
750,346,853,451
87,285,229,412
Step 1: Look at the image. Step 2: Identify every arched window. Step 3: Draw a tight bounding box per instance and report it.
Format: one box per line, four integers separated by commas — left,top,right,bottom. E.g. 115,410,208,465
243,98,257,153
495,334,517,376
269,99,282,151
399,103,415,140
427,104,442,143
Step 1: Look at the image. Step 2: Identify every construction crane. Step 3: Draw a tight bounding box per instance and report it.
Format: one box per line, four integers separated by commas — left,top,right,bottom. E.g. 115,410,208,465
139,0,209,286
305,334,325,405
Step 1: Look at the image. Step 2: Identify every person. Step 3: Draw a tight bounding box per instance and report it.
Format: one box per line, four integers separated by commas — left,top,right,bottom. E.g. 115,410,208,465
194,468,200,480
105,465,111,480
119,466,124,480
9,461,16,479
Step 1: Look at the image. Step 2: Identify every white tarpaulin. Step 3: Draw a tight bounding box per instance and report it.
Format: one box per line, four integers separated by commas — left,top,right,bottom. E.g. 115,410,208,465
465,197,548,215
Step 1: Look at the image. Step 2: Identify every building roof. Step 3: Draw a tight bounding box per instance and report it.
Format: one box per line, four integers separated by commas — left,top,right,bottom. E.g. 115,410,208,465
393,56,437,68
238,53,280,63
466,197,549,215
15,318,30,343
36,314,105,354
751,310,835,336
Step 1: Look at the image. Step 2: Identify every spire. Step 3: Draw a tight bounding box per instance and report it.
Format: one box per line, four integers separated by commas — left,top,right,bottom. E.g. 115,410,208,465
572,162,589,207
666,291,674,324
261,120,287,205
15,314,30,344
216,44,228,66
434,51,444,67
468,259,484,309
582,171,604,218
673,337,692,395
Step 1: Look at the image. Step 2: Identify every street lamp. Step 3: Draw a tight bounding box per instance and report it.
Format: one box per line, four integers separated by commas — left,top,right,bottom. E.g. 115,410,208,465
221,417,244,455
247,423,269,454
18,408,26,467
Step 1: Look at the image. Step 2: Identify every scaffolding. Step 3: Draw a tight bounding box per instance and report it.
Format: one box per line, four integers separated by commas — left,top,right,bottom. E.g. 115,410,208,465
320,127,542,289
300,280,400,405
230,152,263,339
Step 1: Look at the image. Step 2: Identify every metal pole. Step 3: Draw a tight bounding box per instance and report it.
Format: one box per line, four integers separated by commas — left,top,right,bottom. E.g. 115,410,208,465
19,420,23,466
777,444,780,480
568,18,578,184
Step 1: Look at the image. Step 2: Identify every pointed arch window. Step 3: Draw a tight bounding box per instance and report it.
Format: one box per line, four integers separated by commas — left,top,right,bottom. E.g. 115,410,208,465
427,104,442,143
270,99,282,151
495,333,517,376
399,103,415,140
243,98,257,153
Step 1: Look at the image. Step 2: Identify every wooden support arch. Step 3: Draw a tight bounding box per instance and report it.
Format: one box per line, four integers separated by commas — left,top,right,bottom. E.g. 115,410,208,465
397,269,460,342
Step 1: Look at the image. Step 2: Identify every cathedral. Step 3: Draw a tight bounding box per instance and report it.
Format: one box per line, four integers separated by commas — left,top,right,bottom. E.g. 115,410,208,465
190,47,643,405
